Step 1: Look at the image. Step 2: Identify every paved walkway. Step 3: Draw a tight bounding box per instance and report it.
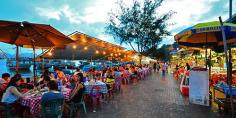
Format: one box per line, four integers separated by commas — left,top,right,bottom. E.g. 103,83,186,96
80,72,230,118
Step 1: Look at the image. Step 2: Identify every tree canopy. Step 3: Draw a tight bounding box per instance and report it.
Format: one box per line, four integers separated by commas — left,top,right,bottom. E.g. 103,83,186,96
106,0,173,57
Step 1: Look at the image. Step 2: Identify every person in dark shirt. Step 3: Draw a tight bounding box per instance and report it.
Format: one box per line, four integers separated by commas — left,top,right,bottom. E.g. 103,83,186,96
37,75,51,89
186,63,190,71
41,80,64,105
153,63,157,72
68,73,85,103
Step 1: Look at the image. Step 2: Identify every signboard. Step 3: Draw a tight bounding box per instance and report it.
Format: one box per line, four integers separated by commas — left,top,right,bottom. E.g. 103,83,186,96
189,67,209,106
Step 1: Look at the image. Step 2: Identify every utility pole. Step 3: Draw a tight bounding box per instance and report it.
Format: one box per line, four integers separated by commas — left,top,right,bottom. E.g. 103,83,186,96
230,0,232,19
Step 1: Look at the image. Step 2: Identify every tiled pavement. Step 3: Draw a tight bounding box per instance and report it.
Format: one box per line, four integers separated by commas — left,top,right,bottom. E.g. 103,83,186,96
79,72,231,118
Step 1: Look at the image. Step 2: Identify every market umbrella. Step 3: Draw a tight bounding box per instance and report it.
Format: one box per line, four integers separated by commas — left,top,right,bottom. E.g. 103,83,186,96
0,20,75,81
175,20,236,112
174,21,236,75
174,21,236,47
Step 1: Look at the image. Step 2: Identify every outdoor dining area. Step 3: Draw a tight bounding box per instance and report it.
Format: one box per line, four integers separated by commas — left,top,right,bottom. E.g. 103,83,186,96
0,20,154,118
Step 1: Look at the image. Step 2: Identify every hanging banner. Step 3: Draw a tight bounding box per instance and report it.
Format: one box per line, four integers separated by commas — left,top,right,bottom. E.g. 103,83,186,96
189,67,209,106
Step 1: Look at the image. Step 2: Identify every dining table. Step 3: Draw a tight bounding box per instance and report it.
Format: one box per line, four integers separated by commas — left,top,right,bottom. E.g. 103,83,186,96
21,87,71,116
84,80,108,94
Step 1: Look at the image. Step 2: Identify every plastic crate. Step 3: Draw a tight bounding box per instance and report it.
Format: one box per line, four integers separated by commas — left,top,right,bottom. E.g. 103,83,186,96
181,86,189,96
222,87,236,95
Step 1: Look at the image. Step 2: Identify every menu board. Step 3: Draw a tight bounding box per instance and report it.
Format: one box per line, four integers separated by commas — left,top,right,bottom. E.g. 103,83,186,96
189,67,209,106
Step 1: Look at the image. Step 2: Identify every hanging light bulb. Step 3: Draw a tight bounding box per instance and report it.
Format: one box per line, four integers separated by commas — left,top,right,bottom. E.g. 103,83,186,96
103,51,106,55
72,45,77,49
48,52,52,56
96,50,99,54
84,46,88,50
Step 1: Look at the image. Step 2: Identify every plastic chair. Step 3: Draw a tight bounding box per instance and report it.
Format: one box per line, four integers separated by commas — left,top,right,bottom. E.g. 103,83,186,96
90,86,101,111
67,92,87,118
41,99,64,118
0,102,11,118
122,72,130,85
115,77,122,92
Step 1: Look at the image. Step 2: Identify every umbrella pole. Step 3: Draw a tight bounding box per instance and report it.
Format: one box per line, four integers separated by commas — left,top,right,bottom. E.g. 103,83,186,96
16,45,19,73
41,49,44,72
205,32,208,69
219,17,234,117
33,45,36,83
205,48,208,68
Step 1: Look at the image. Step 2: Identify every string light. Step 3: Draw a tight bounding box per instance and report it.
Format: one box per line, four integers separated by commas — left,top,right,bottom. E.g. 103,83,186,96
96,50,99,54
72,45,77,49
48,52,52,56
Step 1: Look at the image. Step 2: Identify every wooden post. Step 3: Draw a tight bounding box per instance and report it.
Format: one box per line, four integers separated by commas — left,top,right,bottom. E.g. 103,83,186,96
33,45,36,83
16,46,19,73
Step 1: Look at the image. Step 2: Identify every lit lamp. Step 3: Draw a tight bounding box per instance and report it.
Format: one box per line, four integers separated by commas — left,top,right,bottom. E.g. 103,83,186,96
96,50,99,54
103,51,106,55
73,45,77,49
48,52,52,56
110,53,113,56
118,53,121,56
115,54,118,57
84,46,88,50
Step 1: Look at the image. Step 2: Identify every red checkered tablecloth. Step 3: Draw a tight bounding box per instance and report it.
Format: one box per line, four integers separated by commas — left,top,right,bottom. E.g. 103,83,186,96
21,89,71,116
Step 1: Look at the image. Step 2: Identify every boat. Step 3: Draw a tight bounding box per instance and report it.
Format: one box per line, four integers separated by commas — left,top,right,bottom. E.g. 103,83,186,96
7,58,32,70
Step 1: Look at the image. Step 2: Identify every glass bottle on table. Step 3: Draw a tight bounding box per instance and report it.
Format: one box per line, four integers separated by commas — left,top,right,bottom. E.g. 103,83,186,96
57,80,63,91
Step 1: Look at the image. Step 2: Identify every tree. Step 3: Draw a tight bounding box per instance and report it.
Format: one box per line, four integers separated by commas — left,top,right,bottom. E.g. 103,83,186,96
106,0,173,63
148,44,171,62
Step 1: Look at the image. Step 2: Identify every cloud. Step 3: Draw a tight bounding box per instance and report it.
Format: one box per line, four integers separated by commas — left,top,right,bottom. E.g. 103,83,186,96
35,0,229,46
61,5,82,25
35,1,116,24
158,0,222,32
36,7,61,20
36,5,83,25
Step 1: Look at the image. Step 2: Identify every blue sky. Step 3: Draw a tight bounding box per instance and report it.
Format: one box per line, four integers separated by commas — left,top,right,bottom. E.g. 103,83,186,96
0,0,233,55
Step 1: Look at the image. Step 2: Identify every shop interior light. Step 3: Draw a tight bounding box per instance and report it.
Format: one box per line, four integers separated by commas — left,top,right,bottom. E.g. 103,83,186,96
103,51,106,55
84,46,88,50
96,50,99,54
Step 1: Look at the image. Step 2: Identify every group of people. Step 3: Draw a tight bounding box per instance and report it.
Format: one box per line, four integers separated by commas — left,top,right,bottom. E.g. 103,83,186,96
0,63,151,117
153,62,169,76
0,67,85,117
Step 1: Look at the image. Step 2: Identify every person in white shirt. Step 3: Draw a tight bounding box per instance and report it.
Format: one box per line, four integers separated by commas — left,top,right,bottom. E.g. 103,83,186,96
162,63,167,76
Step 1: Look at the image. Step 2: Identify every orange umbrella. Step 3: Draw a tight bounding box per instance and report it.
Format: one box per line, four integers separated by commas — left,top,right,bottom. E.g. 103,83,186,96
0,20,73,48
0,20,74,80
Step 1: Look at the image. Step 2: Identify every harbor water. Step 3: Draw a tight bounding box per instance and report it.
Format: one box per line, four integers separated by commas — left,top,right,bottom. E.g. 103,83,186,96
0,59,34,78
